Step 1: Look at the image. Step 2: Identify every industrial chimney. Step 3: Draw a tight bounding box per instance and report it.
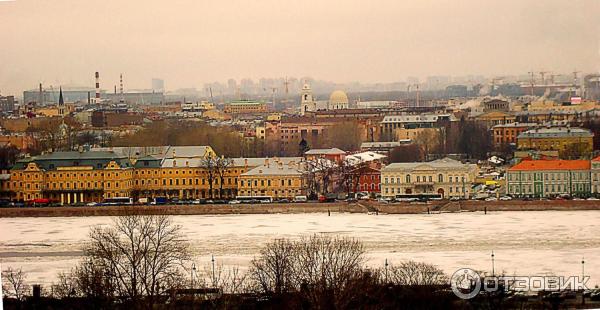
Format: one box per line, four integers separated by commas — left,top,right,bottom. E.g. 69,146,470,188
95,71,100,104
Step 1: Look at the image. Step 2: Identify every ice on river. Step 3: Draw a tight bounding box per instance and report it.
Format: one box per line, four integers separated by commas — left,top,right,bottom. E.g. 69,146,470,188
1,211,599,287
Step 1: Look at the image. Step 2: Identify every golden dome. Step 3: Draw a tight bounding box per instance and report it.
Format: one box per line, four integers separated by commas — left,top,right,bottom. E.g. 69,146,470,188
329,90,349,105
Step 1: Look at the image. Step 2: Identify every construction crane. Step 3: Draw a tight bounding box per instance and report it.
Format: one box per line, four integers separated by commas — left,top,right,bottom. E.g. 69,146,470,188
527,71,536,96
573,70,581,85
283,77,290,95
539,71,550,85
490,77,504,95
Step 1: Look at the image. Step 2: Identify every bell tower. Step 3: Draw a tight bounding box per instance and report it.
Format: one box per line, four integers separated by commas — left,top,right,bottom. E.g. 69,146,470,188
300,81,316,116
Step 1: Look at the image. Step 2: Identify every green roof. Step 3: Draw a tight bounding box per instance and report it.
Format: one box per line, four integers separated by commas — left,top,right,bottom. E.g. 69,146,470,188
228,100,263,105
12,151,132,170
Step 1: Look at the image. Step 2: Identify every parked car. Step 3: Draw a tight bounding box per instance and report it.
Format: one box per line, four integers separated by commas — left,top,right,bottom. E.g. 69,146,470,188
229,200,241,204
587,197,600,201
499,196,512,201
485,197,497,201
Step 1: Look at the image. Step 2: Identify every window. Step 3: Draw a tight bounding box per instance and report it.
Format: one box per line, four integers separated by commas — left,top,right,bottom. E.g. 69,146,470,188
438,174,443,182
406,175,411,183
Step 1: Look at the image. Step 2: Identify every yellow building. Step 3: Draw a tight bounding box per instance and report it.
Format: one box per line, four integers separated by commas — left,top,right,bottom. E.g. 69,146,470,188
474,111,516,128
380,158,478,199
517,127,594,152
237,158,305,199
394,127,439,141
9,151,134,203
224,100,267,114
528,100,598,112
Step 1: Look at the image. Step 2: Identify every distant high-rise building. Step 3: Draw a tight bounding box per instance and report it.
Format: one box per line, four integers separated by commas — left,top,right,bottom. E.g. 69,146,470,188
0,95,15,113
152,78,165,92
227,79,237,95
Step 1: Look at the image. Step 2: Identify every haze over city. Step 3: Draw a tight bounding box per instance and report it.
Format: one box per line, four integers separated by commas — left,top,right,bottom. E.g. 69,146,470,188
1,0,599,94
4,1,600,308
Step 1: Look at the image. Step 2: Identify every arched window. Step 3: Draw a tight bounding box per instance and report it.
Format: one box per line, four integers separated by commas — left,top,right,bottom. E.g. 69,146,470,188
438,174,443,182
304,94,308,100
406,174,411,183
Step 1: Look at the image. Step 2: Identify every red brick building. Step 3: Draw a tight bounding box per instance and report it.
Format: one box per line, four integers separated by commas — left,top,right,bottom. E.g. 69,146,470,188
351,166,381,193
492,122,536,146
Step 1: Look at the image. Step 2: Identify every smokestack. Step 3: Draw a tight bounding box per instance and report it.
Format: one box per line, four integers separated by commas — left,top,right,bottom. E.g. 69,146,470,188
87,91,90,104
114,85,117,94
39,83,43,105
95,71,100,104
119,74,124,103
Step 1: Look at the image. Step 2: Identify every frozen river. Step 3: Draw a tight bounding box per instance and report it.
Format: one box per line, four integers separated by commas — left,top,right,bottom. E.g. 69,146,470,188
1,211,599,287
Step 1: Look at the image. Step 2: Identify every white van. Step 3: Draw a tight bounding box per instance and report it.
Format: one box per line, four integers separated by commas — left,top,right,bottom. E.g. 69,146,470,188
294,195,308,203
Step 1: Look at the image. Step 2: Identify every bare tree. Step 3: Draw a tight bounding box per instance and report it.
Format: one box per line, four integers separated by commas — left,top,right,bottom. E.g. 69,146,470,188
414,129,440,159
1,266,30,300
385,260,448,285
200,156,218,199
215,156,233,199
293,235,365,307
249,235,365,308
249,238,296,295
306,158,337,194
84,214,190,306
51,271,79,299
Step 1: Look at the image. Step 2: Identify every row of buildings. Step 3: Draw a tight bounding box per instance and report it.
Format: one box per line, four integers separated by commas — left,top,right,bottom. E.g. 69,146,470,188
4,143,600,203
1,144,486,203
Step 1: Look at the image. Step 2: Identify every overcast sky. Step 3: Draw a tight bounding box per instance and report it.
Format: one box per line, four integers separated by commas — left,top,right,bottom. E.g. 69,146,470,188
1,0,599,94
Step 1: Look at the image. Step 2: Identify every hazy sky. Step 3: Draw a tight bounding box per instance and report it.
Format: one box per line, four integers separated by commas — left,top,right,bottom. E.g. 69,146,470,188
1,0,599,94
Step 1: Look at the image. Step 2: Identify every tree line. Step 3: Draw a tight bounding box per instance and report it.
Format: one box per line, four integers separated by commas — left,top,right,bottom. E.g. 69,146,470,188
2,214,453,309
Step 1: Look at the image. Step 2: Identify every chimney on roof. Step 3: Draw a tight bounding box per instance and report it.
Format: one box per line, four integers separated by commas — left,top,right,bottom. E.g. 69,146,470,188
173,159,177,167
265,158,269,168
244,158,248,167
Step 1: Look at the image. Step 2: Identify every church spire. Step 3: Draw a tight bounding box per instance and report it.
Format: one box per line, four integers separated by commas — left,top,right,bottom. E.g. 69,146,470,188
58,86,65,117
58,86,64,106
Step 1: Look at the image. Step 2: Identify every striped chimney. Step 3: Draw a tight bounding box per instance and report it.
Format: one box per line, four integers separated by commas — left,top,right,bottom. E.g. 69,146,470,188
95,71,100,104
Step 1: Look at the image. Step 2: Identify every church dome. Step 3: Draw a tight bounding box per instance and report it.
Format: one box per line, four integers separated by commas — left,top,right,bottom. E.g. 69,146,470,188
329,90,349,105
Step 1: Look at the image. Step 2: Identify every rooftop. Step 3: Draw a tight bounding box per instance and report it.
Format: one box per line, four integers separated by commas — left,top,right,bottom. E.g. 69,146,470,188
517,127,593,139
492,122,538,129
508,159,590,171
382,157,476,171
381,114,455,124
241,162,303,176
305,148,346,155
227,100,264,105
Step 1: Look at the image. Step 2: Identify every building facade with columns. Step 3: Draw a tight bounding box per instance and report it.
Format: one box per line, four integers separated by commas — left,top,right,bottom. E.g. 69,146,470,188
9,151,134,203
380,157,478,199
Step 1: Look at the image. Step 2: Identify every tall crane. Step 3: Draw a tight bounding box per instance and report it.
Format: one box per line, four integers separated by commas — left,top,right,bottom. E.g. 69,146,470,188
527,71,536,96
539,71,550,85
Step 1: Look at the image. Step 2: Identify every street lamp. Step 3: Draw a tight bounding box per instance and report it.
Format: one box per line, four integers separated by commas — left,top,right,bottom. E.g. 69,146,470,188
384,259,389,283
191,263,196,289
491,251,495,277
211,255,216,287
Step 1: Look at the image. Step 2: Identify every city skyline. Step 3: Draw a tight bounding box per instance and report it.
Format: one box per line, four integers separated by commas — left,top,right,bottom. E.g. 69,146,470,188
1,0,599,94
